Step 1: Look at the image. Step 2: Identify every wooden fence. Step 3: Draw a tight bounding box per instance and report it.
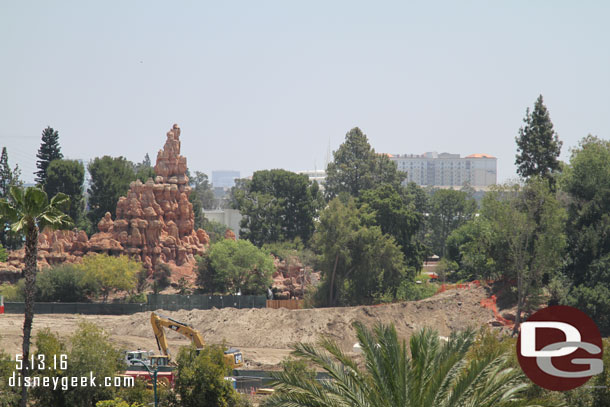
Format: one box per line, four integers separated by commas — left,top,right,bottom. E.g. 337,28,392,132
266,299,304,310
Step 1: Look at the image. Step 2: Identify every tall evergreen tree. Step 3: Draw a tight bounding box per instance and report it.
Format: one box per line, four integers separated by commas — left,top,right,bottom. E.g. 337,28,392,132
515,95,562,182
0,147,24,250
0,147,22,198
134,153,155,182
0,147,11,198
325,127,405,200
35,127,63,186
142,153,151,168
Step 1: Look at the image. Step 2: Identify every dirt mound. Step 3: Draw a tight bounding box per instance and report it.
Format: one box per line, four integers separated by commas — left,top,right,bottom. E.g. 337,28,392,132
0,286,496,368
113,286,493,352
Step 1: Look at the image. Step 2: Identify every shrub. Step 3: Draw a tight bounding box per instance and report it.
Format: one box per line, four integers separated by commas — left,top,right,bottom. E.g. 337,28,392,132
0,337,20,405
196,239,274,295
152,263,171,292
395,281,438,302
36,264,94,302
80,254,140,302
96,398,144,407
0,280,24,301
32,323,124,407
174,345,248,407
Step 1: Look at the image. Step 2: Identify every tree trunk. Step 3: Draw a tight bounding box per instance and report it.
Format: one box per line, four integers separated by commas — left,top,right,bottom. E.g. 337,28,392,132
20,223,38,407
513,273,524,336
329,254,339,307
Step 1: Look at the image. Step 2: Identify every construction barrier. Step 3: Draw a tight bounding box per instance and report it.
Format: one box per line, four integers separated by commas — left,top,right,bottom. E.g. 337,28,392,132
435,279,484,294
481,295,515,327
3,302,148,315
147,294,267,311
2,294,268,315
434,280,514,328
480,295,514,327
266,299,303,310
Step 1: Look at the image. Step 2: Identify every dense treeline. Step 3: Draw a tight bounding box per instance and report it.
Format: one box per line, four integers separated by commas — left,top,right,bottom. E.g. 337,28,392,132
3,97,610,330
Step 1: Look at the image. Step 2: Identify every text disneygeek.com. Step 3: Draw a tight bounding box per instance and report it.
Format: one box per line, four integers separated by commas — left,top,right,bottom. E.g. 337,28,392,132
5,354,134,390
7,372,135,391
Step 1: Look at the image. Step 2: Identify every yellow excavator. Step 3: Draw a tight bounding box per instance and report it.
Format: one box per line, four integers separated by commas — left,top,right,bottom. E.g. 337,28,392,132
150,312,244,369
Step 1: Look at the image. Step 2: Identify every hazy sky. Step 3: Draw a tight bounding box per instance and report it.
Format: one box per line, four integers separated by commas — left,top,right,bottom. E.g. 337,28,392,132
1,1,609,184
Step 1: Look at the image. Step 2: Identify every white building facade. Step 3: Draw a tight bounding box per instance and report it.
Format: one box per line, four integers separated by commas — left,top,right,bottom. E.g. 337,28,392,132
389,152,497,188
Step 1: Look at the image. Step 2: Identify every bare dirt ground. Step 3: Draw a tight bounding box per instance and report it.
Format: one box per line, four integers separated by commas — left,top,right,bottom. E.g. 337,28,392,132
0,286,498,369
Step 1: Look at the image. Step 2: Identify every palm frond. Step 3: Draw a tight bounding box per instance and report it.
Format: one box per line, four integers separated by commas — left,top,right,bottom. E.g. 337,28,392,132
266,324,540,407
9,186,24,208
0,200,18,223
24,187,48,216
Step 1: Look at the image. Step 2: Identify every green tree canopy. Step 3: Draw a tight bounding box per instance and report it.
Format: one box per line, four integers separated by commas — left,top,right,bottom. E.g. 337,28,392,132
562,136,610,335
196,238,274,295
190,170,216,209
446,217,496,281
36,264,94,302
428,189,477,257
515,95,562,182
358,184,425,271
87,156,136,228
325,127,405,199
35,126,63,186
45,159,85,223
174,345,246,407
133,153,155,183
311,198,409,306
234,169,322,246
481,180,566,334
188,170,216,230
79,254,140,302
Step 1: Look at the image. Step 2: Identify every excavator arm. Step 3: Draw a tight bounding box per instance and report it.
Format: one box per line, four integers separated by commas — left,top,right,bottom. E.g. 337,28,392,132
150,312,206,359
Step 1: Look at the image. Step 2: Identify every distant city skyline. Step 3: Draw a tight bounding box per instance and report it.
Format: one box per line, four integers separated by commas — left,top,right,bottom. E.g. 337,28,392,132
1,1,608,185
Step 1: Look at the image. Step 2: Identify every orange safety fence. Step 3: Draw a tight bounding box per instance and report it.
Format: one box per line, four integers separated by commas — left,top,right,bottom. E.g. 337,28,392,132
435,279,490,294
480,295,514,327
434,280,514,328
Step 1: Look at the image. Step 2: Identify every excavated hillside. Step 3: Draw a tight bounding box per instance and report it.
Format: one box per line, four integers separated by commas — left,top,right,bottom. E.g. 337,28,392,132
0,286,500,368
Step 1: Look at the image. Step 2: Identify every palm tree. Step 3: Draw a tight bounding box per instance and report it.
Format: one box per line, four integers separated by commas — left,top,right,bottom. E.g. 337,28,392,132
0,186,71,407
264,322,551,407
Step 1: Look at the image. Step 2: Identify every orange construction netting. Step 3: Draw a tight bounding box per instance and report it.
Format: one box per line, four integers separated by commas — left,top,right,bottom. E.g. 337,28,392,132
435,280,514,328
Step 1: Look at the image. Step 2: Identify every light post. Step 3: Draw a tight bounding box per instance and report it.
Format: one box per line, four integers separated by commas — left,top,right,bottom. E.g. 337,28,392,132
132,359,158,407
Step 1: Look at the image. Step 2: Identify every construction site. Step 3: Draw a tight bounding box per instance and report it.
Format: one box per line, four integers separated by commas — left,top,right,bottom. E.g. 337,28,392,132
0,284,509,369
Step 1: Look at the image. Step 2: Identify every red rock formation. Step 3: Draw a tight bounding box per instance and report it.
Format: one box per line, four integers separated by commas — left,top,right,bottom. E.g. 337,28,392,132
0,124,208,281
224,229,236,241
98,124,207,273
271,256,320,300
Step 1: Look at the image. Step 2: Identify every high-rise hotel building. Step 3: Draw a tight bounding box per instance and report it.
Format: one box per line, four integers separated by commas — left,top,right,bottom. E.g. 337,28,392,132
388,152,497,188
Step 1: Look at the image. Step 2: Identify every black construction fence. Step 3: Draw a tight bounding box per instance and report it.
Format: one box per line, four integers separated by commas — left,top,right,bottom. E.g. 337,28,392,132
3,294,267,315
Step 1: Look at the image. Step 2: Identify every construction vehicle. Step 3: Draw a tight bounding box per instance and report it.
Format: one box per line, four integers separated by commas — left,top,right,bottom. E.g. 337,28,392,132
150,312,244,369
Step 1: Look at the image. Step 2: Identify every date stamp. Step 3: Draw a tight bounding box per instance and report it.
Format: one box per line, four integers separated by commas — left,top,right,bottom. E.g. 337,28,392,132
6,354,134,390
14,354,68,371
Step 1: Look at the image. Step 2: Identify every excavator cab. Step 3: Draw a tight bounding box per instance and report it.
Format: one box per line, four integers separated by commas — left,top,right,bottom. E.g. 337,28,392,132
149,355,170,368
224,348,243,367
